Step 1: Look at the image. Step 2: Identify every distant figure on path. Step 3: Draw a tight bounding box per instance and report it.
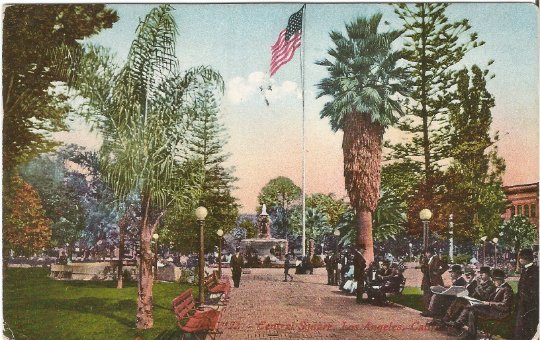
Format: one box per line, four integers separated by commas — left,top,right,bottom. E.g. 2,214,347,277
231,247,244,288
283,253,293,282
515,248,539,340
324,252,334,285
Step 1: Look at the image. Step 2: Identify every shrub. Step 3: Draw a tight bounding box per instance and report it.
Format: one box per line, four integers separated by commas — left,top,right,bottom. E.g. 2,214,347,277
311,255,324,268
262,256,272,268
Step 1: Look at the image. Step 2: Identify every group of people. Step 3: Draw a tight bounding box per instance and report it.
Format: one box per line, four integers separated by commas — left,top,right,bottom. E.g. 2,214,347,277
419,246,538,340
325,247,405,306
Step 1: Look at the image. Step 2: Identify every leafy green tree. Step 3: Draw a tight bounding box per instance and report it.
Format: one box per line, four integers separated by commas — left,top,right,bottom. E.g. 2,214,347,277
61,5,223,329
316,13,407,262
498,216,538,269
444,65,506,239
306,193,348,229
2,5,117,175
257,176,301,239
3,176,52,256
387,4,484,193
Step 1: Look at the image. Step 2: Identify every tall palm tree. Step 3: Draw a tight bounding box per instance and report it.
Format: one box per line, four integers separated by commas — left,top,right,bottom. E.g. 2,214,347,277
55,5,223,329
316,13,407,262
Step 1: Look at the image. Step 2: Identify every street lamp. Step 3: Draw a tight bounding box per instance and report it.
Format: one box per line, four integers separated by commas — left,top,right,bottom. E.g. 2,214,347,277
419,209,433,251
409,242,413,260
480,236,488,266
333,229,341,254
152,233,159,279
195,206,208,305
216,228,223,278
492,237,499,268
448,214,454,263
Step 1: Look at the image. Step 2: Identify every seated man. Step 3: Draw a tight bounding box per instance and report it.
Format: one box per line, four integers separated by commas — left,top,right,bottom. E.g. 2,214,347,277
425,264,467,319
368,263,404,305
448,269,513,339
437,266,496,325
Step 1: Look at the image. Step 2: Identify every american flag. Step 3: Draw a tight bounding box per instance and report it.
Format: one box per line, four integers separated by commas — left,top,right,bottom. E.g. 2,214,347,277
270,6,304,76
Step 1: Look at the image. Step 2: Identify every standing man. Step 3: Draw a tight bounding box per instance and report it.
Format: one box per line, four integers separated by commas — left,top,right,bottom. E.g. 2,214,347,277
354,247,367,303
333,252,341,286
515,248,539,340
283,253,293,282
324,252,334,285
231,246,244,288
420,247,449,316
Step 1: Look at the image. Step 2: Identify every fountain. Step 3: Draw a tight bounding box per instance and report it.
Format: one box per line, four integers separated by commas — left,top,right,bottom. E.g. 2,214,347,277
239,204,288,258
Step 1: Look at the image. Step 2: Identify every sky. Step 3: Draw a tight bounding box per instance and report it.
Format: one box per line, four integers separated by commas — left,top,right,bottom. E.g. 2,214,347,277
55,3,539,214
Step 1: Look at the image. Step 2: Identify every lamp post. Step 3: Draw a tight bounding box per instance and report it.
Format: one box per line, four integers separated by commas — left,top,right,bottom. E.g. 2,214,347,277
152,233,159,279
280,243,284,260
492,237,499,268
216,228,223,278
480,236,488,266
419,209,433,251
409,242,413,261
448,214,454,263
195,206,208,305
333,229,340,255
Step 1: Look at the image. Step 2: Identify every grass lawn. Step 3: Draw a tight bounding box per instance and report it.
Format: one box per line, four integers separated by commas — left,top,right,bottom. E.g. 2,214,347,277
388,283,518,339
3,267,197,340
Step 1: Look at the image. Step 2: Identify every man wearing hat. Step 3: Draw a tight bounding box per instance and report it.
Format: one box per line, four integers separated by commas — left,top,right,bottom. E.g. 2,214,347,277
420,247,449,316
515,248,539,340
231,246,244,288
464,268,477,296
449,268,513,339
425,264,467,318
324,251,334,285
354,246,367,303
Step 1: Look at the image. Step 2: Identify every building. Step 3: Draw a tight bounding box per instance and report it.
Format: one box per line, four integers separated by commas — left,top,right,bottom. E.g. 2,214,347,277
502,182,539,226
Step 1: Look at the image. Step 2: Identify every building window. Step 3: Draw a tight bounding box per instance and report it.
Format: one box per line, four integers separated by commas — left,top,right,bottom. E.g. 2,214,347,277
525,204,530,217
518,205,523,215
532,203,537,218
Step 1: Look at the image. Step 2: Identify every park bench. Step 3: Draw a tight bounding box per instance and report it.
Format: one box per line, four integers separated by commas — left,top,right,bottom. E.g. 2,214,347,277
203,273,231,305
172,288,223,340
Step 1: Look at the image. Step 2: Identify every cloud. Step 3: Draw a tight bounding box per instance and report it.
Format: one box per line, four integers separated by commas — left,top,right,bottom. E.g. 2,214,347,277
225,71,299,105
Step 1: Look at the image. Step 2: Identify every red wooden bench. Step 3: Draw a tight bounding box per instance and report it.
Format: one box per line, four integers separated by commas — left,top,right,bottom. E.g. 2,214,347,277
203,273,231,305
172,288,222,340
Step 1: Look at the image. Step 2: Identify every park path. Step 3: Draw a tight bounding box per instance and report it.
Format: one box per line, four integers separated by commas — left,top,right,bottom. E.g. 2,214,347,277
215,267,454,340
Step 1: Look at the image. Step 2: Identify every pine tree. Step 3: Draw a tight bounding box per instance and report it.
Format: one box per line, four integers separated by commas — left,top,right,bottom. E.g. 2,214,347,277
187,88,239,246
387,4,484,194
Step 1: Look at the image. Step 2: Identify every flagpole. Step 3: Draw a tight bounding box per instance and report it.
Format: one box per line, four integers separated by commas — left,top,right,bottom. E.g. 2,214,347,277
300,4,306,257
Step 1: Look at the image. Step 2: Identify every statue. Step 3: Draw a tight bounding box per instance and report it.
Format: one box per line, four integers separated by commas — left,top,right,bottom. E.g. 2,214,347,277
257,204,272,239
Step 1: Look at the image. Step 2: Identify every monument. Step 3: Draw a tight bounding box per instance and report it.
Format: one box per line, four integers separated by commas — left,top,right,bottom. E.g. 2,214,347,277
240,204,288,258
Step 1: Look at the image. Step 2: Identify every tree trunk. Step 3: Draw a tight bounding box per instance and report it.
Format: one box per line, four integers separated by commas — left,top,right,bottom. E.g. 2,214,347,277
136,195,159,329
342,111,383,265
356,209,374,263
117,215,125,289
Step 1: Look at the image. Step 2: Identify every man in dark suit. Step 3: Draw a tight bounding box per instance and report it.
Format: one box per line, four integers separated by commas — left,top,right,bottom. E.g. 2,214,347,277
464,268,478,296
354,247,367,303
515,248,539,340
449,268,513,339
283,253,294,282
420,247,449,316
324,252,334,285
426,264,467,318
231,247,244,288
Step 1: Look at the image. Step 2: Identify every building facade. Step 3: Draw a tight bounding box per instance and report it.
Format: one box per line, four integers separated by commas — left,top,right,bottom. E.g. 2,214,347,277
502,182,539,226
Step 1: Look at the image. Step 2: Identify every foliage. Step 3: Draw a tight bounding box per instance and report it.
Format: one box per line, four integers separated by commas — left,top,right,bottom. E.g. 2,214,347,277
311,255,324,268
387,3,485,185
257,176,301,238
306,193,348,228
3,5,118,174
498,216,538,255
3,177,51,256
59,5,224,328
238,216,258,239
163,87,239,250
263,256,272,268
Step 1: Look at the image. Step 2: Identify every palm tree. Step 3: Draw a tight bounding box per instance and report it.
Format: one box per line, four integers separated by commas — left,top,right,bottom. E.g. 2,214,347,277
55,5,223,329
316,13,407,263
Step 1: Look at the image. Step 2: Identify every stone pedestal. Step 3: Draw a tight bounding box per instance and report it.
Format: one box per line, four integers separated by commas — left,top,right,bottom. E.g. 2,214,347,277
239,238,287,257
